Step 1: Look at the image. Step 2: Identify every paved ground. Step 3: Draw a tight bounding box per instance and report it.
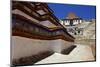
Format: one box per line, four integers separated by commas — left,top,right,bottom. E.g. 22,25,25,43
35,44,95,64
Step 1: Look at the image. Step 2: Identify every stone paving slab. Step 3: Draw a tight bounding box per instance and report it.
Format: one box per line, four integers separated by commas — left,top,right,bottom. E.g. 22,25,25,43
35,44,95,64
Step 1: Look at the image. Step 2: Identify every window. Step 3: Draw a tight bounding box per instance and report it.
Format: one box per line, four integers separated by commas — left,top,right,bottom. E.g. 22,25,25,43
23,6,31,13
56,31,60,35
29,26,33,31
30,3,35,7
35,28,39,32
43,8,49,13
15,21,21,27
37,10,46,15
73,20,78,25
80,20,82,23
23,23,28,31
74,32,77,35
60,20,64,25
65,20,70,25
78,30,80,34
36,3,41,5
53,32,56,35
32,12,39,17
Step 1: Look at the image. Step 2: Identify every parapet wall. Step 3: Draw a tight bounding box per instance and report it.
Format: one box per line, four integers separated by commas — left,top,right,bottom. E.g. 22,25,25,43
12,36,74,59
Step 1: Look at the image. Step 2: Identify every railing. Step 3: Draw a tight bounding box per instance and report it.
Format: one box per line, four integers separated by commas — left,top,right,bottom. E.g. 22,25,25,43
12,18,74,42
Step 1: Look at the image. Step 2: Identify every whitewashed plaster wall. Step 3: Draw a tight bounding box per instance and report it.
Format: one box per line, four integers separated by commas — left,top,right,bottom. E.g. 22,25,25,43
12,36,74,59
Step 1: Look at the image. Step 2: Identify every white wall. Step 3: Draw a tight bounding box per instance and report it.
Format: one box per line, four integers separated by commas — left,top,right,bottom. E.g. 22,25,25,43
12,36,52,59
12,36,73,59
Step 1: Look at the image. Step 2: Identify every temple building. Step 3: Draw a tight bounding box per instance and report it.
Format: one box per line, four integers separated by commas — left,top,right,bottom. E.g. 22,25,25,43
12,1,75,66
60,18,83,26
60,13,84,36
60,13,83,26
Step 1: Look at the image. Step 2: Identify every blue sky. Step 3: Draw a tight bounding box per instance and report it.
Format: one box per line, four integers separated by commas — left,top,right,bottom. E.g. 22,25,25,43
48,3,96,20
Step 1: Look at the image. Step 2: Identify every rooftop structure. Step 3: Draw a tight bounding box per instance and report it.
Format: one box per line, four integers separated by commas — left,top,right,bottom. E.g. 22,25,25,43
12,1,75,41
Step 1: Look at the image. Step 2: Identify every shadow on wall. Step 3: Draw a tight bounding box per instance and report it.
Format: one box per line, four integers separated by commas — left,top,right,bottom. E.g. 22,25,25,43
61,45,76,55
12,51,54,66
